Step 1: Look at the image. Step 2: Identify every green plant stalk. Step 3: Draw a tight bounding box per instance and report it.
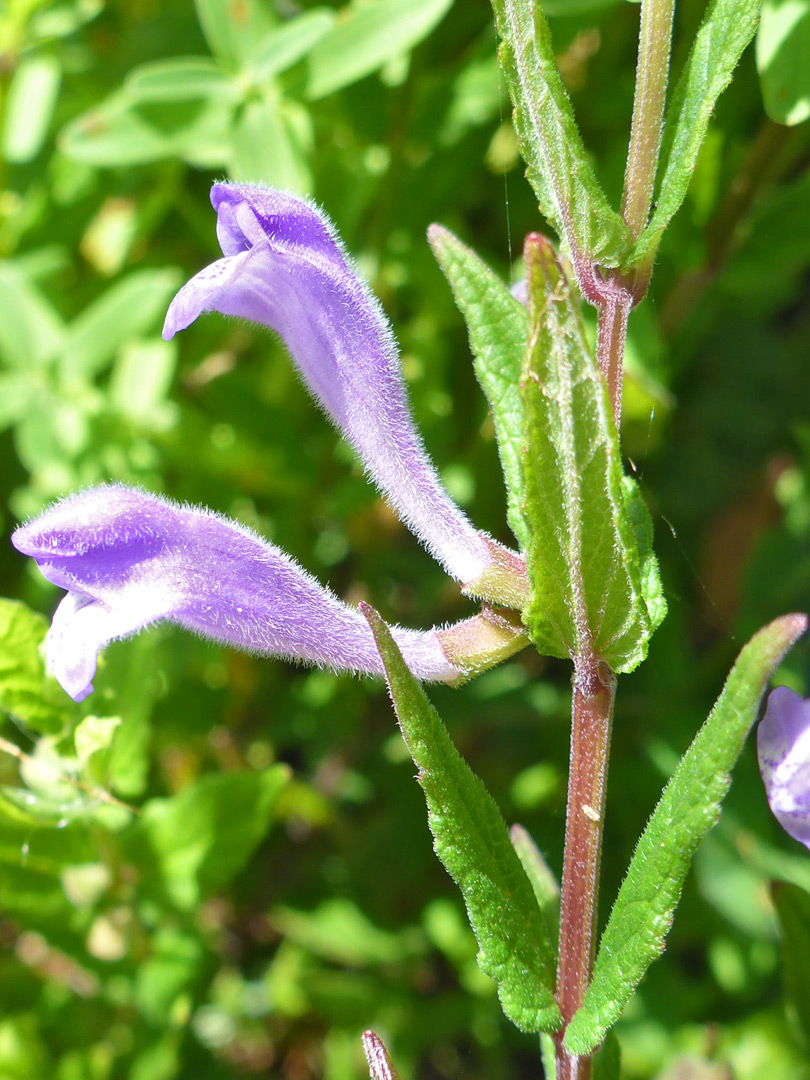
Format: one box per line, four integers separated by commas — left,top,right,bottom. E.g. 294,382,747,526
594,283,633,426
621,0,676,246
554,658,616,1080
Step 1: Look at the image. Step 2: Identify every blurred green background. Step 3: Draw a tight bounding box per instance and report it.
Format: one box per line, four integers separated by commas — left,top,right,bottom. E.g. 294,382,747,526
1,0,810,1076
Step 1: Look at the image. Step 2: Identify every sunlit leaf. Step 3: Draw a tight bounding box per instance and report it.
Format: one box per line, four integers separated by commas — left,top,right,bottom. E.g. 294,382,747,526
230,94,313,193
306,0,454,100
2,54,61,163
0,600,74,735
124,57,231,102
59,270,181,382
249,9,336,83
194,0,277,68
757,0,810,126
0,264,65,370
134,766,289,910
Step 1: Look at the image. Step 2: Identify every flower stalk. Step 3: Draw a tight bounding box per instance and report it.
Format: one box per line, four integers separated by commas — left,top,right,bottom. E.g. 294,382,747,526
595,282,633,428
621,0,676,247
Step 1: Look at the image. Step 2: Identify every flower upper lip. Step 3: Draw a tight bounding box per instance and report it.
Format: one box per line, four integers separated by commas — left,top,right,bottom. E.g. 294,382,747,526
162,182,495,586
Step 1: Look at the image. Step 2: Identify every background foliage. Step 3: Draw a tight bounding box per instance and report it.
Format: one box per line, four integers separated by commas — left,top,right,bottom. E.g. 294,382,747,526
1,0,810,1077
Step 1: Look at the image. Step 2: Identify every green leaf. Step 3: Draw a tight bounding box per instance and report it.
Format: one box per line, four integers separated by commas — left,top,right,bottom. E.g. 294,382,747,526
593,1031,622,1080
628,0,762,269
510,823,559,938
134,766,289,910
230,93,313,193
248,9,336,83
0,374,33,432
59,269,181,382
565,613,808,1055
757,0,810,127
305,0,454,101
0,600,75,735
771,880,810,1042
270,898,419,967
490,0,630,267
11,733,131,830
540,1034,556,1079
110,339,178,423
0,263,65,369
74,715,121,782
521,236,665,670
123,57,230,102
364,605,562,1034
60,94,172,166
134,928,204,1025
2,54,61,163
194,0,277,68
429,225,530,549
60,95,231,169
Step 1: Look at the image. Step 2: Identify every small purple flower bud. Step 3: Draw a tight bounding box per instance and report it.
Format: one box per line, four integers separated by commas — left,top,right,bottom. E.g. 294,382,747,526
11,486,460,702
757,687,810,850
162,184,493,585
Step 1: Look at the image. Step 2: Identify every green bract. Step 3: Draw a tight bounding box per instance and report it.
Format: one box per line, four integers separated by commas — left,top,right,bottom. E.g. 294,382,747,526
520,236,665,670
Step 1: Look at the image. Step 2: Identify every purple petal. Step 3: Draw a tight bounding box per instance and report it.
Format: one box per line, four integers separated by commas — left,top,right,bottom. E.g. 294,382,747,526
163,183,492,585
757,686,810,850
11,486,459,702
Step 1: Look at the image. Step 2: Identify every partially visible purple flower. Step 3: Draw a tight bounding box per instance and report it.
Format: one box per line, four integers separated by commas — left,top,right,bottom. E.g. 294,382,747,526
162,184,493,586
757,686,810,851
11,486,460,703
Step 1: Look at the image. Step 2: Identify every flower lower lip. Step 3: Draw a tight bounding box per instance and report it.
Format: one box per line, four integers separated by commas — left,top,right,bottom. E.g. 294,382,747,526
11,485,465,701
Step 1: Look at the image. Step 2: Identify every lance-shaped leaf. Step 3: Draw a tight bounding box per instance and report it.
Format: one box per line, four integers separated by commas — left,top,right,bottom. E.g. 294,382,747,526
363,604,562,1034
564,613,808,1055
428,225,530,550
163,183,493,586
627,0,763,270
490,0,630,272
11,486,463,703
521,235,665,671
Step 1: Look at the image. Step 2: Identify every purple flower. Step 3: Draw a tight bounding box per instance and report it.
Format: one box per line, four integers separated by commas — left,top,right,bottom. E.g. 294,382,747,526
162,184,493,586
757,687,810,850
11,486,460,703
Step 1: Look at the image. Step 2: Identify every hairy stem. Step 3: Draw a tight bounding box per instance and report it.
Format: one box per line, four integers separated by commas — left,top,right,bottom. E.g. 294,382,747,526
621,0,676,243
554,659,616,1080
596,290,633,427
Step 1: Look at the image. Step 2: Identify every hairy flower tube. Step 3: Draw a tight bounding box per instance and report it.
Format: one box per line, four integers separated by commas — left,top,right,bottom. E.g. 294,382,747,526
757,686,810,851
162,183,495,586
11,486,464,703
